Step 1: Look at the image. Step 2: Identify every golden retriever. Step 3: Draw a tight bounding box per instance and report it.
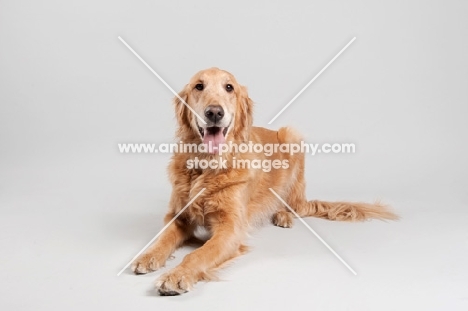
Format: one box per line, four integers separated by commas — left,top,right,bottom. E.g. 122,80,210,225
131,67,398,295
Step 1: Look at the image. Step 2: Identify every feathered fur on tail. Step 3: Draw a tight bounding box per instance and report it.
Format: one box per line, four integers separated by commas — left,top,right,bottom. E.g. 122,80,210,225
295,200,399,221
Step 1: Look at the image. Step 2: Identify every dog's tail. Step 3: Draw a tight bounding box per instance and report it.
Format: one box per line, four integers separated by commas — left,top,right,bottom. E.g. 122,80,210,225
294,200,399,221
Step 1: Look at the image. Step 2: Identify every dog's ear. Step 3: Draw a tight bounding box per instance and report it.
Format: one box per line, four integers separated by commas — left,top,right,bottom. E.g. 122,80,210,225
233,85,254,142
173,85,191,136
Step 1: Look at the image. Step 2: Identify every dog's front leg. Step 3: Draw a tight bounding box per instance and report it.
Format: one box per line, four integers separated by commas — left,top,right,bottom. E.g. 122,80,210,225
132,190,195,274
156,210,246,295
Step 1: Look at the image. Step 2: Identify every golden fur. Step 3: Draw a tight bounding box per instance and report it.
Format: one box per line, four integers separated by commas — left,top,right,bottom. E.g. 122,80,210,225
131,68,398,295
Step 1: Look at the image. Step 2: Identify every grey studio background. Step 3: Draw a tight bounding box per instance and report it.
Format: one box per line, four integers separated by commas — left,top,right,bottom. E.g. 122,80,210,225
1,0,467,310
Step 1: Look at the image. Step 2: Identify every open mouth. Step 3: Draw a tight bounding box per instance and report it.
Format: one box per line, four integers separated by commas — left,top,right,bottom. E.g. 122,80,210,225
197,122,230,154
198,126,228,138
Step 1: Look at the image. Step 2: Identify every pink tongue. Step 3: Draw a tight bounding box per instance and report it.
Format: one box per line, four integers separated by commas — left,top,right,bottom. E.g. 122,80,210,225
203,129,225,154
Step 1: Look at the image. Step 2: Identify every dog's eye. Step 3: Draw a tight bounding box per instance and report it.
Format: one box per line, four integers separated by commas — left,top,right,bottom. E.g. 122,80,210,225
195,84,204,91
225,84,233,92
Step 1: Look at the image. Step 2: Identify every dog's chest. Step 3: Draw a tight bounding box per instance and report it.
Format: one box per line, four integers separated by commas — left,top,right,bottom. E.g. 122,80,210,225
187,195,218,226
184,169,231,225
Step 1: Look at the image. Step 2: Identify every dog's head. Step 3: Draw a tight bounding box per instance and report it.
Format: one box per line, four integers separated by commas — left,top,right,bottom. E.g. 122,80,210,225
174,68,253,153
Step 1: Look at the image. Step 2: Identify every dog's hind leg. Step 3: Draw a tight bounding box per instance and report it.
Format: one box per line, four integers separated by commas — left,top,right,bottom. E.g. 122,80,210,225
272,210,294,228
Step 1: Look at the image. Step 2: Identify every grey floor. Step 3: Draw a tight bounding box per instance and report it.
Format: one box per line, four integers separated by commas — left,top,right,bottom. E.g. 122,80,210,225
1,152,467,310
1,0,468,310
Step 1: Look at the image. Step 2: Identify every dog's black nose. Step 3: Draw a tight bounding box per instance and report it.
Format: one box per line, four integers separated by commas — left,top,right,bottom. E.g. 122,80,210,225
204,105,224,123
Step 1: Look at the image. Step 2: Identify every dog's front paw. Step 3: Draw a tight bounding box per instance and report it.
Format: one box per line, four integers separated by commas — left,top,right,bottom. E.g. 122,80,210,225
131,253,166,275
272,211,294,228
155,268,196,296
